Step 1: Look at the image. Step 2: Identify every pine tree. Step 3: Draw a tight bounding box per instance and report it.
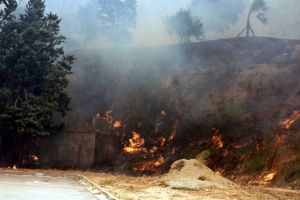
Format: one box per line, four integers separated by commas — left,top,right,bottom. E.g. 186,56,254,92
0,0,17,25
0,0,74,137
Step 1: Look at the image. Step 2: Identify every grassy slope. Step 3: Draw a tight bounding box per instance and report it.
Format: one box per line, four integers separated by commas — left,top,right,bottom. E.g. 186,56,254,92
67,37,300,186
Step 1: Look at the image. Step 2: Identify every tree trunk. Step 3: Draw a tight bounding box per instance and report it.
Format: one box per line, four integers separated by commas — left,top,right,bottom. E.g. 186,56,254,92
11,133,21,167
246,11,251,37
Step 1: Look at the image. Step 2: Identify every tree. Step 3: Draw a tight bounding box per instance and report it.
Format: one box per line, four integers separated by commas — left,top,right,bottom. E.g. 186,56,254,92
237,0,268,37
78,0,137,46
165,9,204,43
0,0,17,25
0,0,74,165
0,0,73,137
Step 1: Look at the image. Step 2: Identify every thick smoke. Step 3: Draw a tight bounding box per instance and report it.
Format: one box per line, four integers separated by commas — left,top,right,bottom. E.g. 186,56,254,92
189,0,247,32
17,0,300,48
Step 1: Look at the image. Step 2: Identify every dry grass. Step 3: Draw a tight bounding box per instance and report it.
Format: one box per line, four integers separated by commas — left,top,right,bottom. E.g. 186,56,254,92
1,168,299,200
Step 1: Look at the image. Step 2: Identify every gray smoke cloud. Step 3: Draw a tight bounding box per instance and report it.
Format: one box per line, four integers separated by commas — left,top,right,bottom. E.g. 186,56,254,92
16,0,300,48
189,0,247,32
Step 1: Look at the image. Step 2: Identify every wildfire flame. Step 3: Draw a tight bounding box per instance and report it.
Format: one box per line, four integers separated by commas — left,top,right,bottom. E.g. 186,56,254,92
153,155,165,167
136,155,166,172
273,135,285,149
149,146,158,154
169,120,179,141
122,119,179,173
211,128,224,149
103,108,113,123
160,110,166,116
159,137,167,146
31,155,39,162
263,172,277,182
281,110,300,130
212,135,224,149
123,132,146,153
113,120,122,129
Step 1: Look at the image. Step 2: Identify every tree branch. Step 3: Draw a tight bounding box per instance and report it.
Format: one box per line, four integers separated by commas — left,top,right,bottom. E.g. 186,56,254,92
249,25,256,37
237,26,246,37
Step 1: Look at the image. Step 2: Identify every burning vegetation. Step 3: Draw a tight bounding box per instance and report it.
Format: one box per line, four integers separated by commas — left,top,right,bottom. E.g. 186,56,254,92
281,110,300,130
123,132,146,154
0,1,300,199
81,37,300,188
90,107,179,174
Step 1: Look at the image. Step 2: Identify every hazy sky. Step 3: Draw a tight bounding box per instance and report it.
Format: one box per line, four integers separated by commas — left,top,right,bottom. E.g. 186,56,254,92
16,0,300,48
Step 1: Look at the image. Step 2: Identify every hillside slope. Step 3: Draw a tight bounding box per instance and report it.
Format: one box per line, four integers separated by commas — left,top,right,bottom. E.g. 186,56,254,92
68,37,300,186
165,37,300,186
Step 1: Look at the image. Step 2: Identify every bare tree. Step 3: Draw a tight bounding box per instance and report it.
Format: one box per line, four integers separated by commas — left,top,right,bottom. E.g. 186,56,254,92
237,0,268,37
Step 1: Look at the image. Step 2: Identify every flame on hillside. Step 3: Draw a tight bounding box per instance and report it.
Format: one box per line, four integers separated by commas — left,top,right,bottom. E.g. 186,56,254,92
123,131,168,173
31,155,39,162
113,120,122,129
281,110,300,130
135,155,166,172
273,135,285,149
122,121,178,172
263,171,277,182
170,121,178,141
212,128,224,149
123,132,146,153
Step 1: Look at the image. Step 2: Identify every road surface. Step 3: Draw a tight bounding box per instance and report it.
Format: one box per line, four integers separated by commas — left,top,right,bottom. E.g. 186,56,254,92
0,173,106,200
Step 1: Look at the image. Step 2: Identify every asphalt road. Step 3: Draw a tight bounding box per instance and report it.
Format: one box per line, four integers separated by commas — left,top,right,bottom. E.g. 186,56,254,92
0,174,102,200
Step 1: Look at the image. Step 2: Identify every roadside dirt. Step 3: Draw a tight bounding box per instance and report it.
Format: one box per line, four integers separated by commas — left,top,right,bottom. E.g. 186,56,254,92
1,168,299,200
85,172,300,200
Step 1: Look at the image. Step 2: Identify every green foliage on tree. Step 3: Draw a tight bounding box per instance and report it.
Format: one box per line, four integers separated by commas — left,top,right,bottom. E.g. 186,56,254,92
79,0,137,46
0,0,74,136
237,0,269,37
0,0,17,25
165,9,204,43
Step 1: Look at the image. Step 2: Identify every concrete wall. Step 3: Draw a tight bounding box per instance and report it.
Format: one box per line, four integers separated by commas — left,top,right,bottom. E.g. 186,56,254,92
40,131,95,169
93,131,122,166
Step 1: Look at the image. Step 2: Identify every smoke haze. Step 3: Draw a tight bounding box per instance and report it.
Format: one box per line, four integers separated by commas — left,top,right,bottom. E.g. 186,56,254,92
17,0,300,49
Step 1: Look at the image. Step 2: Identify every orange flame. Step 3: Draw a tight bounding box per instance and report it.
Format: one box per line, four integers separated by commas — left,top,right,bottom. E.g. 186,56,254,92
113,120,122,129
273,135,285,149
281,110,300,130
149,146,158,154
159,137,167,146
212,135,224,149
263,172,277,182
169,120,179,141
211,128,224,149
31,155,39,162
137,156,166,172
123,132,146,153
153,155,165,166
